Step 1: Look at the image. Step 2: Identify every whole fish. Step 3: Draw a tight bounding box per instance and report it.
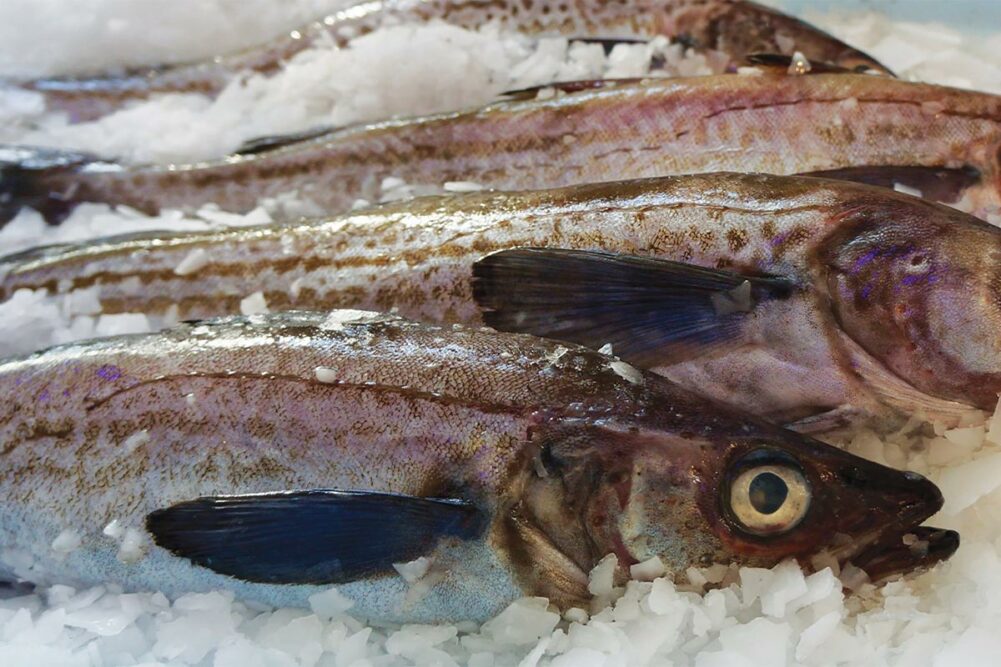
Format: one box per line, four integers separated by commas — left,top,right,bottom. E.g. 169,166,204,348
9,0,888,123
0,310,954,623
4,173,997,429
3,72,998,227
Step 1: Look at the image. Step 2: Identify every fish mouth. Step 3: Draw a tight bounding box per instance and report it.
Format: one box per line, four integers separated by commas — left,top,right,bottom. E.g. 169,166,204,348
815,468,957,581
848,526,959,581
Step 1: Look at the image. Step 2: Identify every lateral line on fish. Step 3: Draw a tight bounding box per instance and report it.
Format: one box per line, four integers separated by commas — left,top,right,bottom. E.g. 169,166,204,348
670,96,1001,142
81,371,539,418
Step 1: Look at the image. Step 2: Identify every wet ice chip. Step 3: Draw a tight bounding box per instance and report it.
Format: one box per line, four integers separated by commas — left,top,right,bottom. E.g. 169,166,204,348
95,313,150,337
443,180,484,192
588,554,618,596
393,556,432,584
122,429,150,454
320,309,382,331
545,345,569,365
314,367,338,383
51,529,81,557
629,556,666,582
788,51,812,74
711,280,753,316
239,291,269,315
174,248,210,276
289,277,303,300
609,361,643,385
117,527,146,564
480,598,559,646
307,587,354,619
103,519,124,540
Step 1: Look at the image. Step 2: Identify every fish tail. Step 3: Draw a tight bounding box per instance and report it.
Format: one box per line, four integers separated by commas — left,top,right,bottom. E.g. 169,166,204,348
0,145,106,227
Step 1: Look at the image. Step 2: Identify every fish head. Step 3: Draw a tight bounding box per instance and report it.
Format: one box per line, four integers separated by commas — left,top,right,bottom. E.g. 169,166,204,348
821,195,1001,410
541,384,955,581
713,2,893,75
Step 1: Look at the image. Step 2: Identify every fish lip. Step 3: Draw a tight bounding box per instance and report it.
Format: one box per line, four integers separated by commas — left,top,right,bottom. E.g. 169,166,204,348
847,526,960,581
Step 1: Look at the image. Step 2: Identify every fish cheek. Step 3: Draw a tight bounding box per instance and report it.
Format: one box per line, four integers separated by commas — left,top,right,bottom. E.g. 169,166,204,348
612,460,722,573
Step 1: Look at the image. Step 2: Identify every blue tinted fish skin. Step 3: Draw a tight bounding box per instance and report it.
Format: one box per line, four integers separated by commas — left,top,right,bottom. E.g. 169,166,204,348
0,311,952,622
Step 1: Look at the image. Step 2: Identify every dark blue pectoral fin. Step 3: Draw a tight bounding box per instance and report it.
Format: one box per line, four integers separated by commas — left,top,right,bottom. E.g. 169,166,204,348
145,490,486,585
472,248,795,367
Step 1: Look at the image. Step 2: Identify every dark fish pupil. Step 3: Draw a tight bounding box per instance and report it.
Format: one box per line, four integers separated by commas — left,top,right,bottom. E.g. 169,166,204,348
749,472,788,515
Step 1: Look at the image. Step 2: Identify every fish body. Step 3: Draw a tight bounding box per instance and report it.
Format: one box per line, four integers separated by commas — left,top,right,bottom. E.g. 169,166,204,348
0,310,953,622
4,73,1001,225
4,173,999,428
10,0,888,123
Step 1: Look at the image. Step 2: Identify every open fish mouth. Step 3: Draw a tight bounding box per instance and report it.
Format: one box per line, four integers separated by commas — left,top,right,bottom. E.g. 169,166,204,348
849,526,960,582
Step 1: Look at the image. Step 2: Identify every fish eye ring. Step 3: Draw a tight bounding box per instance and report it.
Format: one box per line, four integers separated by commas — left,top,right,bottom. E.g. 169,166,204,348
729,464,811,536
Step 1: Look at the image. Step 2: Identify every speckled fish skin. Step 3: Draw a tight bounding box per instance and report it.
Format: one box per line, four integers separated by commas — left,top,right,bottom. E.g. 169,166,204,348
4,173,1000,427
10,0,888,123
8,72,1001,226
0,311,951,622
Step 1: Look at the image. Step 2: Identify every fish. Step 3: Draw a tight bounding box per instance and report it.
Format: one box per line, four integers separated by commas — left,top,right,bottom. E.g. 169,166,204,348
3,172,997,430
8,0,889,123
0,309,955,623
3,71,999,228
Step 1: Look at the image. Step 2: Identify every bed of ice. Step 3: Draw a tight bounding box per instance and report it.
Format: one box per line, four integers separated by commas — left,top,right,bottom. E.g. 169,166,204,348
3,2,1001,666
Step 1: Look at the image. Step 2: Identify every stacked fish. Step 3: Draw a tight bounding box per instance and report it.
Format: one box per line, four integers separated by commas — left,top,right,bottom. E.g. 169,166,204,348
4,0,1001,625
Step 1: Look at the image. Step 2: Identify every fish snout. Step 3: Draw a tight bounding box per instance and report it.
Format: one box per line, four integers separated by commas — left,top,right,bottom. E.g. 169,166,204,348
837,464,943,526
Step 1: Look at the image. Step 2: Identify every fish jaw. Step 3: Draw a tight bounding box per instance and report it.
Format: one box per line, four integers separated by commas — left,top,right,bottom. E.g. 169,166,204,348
849,526,959,582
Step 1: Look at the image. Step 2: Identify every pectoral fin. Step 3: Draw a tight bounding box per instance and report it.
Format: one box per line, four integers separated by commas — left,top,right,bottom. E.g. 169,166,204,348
744,53,860,74
146,490,486,585
801,165,980,204
472,248,794,367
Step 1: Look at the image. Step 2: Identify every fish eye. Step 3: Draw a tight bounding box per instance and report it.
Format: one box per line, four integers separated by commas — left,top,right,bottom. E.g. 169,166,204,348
729,463,811,536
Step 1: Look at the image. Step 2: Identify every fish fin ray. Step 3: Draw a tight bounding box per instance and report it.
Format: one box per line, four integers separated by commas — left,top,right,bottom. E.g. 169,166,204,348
146,489,485,584
472,248,794,366
800,165,980,204
745,53,862,74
